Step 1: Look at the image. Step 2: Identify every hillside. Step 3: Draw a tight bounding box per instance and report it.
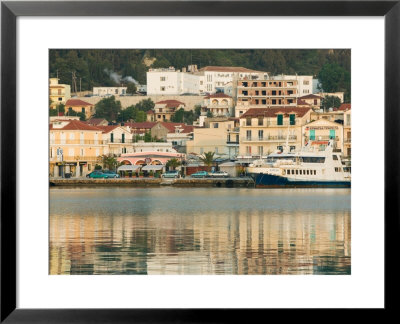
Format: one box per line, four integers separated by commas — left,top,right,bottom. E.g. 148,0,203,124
49,49,351,99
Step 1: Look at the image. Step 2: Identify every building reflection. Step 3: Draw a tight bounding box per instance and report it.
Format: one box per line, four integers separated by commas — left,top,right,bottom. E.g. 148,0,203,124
50,208,351,275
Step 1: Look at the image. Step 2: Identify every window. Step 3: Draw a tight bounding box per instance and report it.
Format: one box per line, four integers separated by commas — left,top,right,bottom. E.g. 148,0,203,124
309,129,315,140
213,123,219,128
160,76,166,81
329,129,336,139
258,117,263,126
303,89,310,94
303,80,309,85
110,133,114,143
277,145,283,152
277,114,283,125
246,118,252,126
314,170,316,175
122,134,125,143
258,130,263,139
333,155,338,160
314,99,318,105
296,170,298,175
246,146,252,155
290,146,296,152
258,146,263,155
160,86,165,91
246,130,252,140
289,114,295,125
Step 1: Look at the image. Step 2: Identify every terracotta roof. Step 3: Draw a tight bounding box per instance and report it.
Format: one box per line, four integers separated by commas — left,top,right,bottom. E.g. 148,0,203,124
50,120,101,131
299,94,322,100
65,99,93,106
124,122,157,129
200,66,259,73
155,100,185,108
95,125,120,133
338,103,351,111
240,107,312,119
146,110,155,114
297,99,311,106
86,118,107,125
204,93,232,99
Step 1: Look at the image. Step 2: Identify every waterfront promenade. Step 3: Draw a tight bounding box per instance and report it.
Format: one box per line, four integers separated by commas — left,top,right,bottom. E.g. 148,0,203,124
49,177,255,188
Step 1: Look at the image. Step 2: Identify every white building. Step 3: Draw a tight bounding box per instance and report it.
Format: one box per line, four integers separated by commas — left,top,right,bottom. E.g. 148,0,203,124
93,87,127,97
146,67,203,95
272,75,314,96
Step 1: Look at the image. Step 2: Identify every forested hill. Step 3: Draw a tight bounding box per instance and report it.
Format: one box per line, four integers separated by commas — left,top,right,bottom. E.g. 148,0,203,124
49,49,351,99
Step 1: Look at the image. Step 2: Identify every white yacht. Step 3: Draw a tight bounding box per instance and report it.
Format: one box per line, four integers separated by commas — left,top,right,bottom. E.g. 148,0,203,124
246,140,351,188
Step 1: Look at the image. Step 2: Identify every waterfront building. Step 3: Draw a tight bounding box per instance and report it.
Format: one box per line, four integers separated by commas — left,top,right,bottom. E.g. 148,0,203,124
186,117,239,160
301,119,344,153
49,78,71,108
340,104,351,158
235,78,299,117
96,125,134,155
202,93,234,117
93,87,127,96
150,122,194,151
237,107,312,162
65,99,95,119
49,119,106,177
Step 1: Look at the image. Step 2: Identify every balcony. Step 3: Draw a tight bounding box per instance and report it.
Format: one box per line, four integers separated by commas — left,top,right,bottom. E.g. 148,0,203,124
307,136,339,141
49,156,100,162
243,121,299,127
50,139,106,145
242,135,297,142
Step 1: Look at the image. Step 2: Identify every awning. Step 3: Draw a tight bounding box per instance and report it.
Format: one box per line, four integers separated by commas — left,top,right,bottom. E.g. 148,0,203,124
117,165,141,172
141,165,164,171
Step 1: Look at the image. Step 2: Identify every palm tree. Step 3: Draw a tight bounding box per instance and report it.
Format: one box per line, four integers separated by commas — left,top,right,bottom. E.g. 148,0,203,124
101,154,118,171
199,151,215,171
166,158,181,170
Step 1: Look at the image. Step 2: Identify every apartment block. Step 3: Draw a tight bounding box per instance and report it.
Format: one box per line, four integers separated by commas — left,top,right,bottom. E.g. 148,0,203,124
238,107,312,161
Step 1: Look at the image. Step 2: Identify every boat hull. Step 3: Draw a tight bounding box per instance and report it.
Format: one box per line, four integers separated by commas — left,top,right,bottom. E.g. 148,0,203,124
249,173,351,188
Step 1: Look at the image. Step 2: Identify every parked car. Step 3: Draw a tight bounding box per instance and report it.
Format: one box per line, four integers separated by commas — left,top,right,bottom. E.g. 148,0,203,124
86,171,109,179
162,170,180,179
190,171,209,178
209,171,229,178
102,170,120,178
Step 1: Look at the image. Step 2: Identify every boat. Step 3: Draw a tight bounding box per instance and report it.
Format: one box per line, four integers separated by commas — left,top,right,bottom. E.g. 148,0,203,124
246,139,351,188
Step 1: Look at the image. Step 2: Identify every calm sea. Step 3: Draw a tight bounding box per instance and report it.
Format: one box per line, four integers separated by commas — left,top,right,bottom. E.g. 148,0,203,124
49,187,351,275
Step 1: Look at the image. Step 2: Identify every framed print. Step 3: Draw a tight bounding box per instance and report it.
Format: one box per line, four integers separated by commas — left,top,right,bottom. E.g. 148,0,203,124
1,0,399,322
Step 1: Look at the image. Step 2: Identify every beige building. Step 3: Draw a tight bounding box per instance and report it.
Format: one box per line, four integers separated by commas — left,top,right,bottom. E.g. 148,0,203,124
49,78,71,108
340,104,351,158
238,107,312,160
152,100,185,122
186,117,239,159
302,119,344,153
96,125,134,155
202,93,234,117
49,119,106,177
299,94,322,109
65,99,95,119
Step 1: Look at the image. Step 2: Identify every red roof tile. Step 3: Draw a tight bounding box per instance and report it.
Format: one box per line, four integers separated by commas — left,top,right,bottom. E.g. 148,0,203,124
51,120,101,131
65,99,93,106
124,122,157,129
338,103,351,111
240,107,312,119
299,94,322,100
297,99,311,106
95,125,120,133
155,100,185,108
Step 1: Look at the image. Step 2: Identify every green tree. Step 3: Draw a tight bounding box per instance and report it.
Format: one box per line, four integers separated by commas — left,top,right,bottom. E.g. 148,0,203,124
126,83,137,94
166,158,181,170
199,151,215,171
206,110,213,118
321,95,341,111
94,96,122,122
171,108,185,123
101,154,118,171
318,63,350,99
135,99,154,112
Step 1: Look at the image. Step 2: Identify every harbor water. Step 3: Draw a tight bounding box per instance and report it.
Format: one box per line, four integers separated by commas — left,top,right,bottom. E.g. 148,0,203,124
49,187,351,275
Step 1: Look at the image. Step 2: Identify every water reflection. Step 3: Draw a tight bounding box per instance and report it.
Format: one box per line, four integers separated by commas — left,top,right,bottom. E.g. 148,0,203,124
49,188,351,275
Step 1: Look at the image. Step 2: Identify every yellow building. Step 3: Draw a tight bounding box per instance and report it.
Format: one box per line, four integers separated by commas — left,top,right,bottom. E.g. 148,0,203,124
238,107,312,160
65,99,95,119
49,119,106,177
49,78,71,108
186,117,239,159
302,119,344,152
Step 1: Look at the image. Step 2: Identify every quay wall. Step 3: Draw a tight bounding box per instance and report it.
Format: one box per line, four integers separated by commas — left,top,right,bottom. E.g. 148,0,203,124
49,178,255,188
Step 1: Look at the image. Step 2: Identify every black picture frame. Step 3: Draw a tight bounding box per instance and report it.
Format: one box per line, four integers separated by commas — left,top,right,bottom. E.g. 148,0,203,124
1,0,399,322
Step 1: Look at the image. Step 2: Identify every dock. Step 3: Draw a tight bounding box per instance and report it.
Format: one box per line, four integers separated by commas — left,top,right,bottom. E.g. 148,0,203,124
49,177,255,188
